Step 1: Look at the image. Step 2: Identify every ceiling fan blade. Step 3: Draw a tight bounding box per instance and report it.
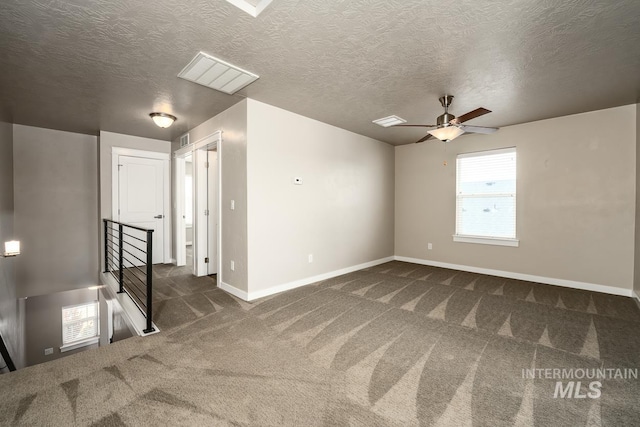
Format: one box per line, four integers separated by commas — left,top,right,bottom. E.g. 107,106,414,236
452,107,491,124
415,134,433,143
459,125,499,134
392,124,437,128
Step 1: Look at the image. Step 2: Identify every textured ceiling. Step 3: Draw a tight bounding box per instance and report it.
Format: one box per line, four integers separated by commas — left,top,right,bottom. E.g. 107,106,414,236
0,0,638,145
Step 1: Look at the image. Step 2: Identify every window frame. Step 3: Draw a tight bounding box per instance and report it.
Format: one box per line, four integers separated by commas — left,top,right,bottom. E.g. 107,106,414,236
60,301,100,352
453,147,519,247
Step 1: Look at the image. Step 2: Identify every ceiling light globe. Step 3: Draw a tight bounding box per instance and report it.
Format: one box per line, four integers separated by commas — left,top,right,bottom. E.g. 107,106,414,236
428,126,465,142
150,113,177,128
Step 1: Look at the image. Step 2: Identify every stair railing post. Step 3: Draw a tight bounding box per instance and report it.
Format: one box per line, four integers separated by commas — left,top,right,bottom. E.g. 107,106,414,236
118,224,124,294
144,229,155,333
103,219,108,273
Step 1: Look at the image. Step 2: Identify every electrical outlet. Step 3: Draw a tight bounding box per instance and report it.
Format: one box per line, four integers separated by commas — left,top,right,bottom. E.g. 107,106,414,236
230,260,235,271
308,254,313,263
230,200,235,210
44,347,53,356
428,243,433,250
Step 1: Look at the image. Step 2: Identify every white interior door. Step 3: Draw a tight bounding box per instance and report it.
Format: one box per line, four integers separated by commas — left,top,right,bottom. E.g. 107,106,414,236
117,155,164,264
194,148,218,276
207,150,218,275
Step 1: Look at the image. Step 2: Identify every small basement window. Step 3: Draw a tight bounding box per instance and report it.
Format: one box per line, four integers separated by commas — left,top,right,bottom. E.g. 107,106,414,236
61,301,99,352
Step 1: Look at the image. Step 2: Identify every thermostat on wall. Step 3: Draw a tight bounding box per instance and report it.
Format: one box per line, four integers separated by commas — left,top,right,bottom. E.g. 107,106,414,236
293,177,303,185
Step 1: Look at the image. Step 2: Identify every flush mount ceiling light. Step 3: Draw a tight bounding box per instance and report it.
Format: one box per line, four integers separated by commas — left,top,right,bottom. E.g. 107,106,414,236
178,52,259,95
224,0,273,17
372,115,407,127
150,112,177,128
428,125,466,142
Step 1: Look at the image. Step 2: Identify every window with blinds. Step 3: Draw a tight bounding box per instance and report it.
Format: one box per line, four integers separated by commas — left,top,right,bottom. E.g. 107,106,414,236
455,148,518,246
62,302,99,345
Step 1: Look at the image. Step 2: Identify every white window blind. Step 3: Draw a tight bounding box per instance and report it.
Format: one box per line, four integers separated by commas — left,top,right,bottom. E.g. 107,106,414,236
62,302,99,345
455,148,517,241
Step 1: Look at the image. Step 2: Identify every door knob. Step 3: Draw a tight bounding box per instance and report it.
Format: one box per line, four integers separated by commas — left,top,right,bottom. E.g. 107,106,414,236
154,215,163,219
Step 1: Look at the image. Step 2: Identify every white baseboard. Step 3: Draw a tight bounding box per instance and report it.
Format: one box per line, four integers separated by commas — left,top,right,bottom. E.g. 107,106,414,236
394,256,632,297
632,290,640,306
240,256,395,301
218,281,249,301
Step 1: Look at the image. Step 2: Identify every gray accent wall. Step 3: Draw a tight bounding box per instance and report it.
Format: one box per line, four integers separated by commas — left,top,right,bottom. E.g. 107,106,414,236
24,288,99,367
13,125,99,298
395,104,636,292
0,121,22,368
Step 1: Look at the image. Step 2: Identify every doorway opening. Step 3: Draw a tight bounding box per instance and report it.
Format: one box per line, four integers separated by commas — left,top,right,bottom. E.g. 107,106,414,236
174,132,221,279
184,153,194,272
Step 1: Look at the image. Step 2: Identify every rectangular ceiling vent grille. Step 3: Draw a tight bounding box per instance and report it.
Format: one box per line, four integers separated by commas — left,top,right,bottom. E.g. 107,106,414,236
179,133,190,148
178,52,259,95
372,115,407,127
225,0,273,17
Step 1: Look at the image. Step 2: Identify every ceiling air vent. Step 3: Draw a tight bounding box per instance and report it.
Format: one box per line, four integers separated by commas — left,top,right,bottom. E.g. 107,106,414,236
225,0,273,17
179,133,190,148
178,52,259,95
372,115,407,127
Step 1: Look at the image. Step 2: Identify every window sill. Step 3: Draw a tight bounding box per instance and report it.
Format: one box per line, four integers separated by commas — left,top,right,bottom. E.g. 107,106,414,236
60,336,100,353
453,235,519,247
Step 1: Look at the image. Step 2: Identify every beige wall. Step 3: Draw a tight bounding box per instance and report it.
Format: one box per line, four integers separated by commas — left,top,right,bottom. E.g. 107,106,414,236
0,121,22,368
172,100,248,292
14,125,99,298
634,103,640,297
396,104,636,292
246,99,395,295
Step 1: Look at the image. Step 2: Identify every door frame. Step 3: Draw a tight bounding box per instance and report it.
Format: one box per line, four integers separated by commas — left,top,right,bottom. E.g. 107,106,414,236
111,147,171,264
173,146,195,274
173,131,222,278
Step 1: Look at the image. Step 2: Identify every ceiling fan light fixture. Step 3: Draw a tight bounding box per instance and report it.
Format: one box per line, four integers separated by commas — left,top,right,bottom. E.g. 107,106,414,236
428,126,465,142
150,112,177,128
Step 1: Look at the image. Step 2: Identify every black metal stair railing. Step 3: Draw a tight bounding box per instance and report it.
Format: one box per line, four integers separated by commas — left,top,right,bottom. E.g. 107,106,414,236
103,219,155,333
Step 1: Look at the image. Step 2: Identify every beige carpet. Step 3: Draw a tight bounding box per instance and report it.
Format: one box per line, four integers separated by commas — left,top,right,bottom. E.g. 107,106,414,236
1,261,639,426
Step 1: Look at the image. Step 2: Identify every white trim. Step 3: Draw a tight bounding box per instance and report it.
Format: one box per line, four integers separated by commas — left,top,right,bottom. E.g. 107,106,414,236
235,256,395,301
394,256,632,297
217,135,223,289
632,290,640,306
453,235,519,247
218,281,249,301
112,147,169,160
174,144,194,158
174,156,187,266
60,336,99,353
457,146,516,159
193,131,222,151
100,272,160,336
111,147,172,264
